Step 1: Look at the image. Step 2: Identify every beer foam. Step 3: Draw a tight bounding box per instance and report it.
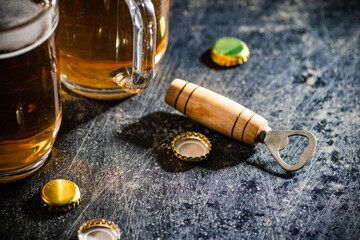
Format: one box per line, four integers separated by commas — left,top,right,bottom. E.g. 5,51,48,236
0,0,58,59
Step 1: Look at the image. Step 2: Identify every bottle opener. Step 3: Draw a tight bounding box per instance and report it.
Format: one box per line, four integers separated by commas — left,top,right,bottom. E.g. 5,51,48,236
165,79,317,171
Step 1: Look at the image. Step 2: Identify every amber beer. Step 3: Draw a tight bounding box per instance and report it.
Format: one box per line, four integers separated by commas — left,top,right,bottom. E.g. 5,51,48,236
0,1,61,182
59,0,169,99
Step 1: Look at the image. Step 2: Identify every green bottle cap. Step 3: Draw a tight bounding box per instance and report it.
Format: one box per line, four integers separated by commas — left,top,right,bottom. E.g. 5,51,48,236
211,37,250,67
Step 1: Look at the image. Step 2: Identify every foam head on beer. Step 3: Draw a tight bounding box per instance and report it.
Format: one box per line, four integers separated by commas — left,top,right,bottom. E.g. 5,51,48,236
0,0,54,56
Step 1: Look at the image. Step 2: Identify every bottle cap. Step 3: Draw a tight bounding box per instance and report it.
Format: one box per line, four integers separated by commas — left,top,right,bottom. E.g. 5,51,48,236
78,219,120,240
171,132,211,161
211,37,250,67
41,179,81,212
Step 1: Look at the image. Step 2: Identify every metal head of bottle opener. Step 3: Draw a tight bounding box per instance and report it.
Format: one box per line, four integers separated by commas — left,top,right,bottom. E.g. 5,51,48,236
165,79,317,172
258,126,316,171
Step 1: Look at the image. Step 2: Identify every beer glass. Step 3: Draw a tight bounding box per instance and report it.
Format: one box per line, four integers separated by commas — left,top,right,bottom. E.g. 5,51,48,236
59,0,169,99
0,0,61,182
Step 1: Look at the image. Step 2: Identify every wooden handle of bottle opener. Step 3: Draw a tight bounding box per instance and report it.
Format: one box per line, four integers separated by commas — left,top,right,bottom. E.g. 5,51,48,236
165,79,269,146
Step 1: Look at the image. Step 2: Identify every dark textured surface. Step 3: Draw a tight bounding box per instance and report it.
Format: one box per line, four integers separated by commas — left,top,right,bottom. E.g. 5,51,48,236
1,0,359,239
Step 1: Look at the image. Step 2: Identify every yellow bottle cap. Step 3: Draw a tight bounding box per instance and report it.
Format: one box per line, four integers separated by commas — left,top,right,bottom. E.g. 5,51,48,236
211,37,250,67
78,219,120,240
171,132,211,162
41,179,81,212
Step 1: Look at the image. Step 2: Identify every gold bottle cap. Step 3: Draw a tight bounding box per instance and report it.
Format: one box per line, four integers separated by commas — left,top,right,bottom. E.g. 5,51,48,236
211,37,250,67
78,219,120,240
41,179,81,212
172,132,211,161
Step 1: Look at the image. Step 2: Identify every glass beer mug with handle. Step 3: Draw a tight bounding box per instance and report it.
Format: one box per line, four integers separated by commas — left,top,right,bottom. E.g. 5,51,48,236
0,0,61,182
59,0,169,99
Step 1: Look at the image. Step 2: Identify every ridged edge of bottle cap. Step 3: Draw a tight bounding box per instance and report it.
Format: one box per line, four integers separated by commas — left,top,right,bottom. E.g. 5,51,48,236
171,132,211,162
40,179,81,212
78,219,120,240
211,48,249,67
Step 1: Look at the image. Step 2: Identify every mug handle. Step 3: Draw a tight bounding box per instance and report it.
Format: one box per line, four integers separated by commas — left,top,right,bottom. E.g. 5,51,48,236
121,0,157,93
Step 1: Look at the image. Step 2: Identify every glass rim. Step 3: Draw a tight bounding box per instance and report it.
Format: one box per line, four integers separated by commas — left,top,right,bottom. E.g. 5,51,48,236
0,0,57,33
0,0,59,59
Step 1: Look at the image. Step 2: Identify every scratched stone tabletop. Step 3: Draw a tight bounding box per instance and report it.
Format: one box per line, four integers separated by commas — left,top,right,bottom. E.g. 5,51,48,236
1,0,359,239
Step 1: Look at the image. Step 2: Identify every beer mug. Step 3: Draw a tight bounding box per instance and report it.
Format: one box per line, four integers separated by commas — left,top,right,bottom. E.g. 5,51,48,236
58,0,169,99
0,1,61,182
